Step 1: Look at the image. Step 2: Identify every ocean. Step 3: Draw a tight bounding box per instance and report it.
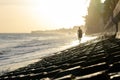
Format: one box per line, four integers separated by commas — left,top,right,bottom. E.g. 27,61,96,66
0,33,97,74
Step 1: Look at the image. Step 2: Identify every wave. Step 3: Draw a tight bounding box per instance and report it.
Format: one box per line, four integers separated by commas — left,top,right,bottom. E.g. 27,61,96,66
0,33,76,73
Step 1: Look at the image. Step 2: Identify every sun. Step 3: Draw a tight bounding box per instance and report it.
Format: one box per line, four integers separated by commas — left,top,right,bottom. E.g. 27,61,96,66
24,0,90,30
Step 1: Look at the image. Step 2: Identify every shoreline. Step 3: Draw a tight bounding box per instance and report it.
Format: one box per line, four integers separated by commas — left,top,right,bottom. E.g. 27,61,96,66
0,35,97,75
0,36,101,73
1,37,120,79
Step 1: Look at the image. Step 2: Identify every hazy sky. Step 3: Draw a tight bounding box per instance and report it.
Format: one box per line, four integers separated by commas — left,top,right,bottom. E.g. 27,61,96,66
0,0,90,33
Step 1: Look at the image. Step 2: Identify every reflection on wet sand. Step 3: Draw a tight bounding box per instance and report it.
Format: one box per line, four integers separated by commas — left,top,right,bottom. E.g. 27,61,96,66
70,35,98,46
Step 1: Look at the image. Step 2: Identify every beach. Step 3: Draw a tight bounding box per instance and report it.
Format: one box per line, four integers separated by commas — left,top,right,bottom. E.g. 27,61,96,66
0,37,120,80
0,33,77,73
0,33,97,74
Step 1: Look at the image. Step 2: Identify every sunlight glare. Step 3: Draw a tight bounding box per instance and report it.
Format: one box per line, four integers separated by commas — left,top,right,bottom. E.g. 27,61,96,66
70,34,97,46
25,0,90,30
81,36,97,43
101,0,105,3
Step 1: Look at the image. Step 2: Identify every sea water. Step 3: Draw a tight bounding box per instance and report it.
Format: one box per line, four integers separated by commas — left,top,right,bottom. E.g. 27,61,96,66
0,33,98,74
0,33,77,74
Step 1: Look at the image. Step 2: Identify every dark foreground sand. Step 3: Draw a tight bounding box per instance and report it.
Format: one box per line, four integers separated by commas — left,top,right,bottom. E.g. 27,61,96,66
0,37,120,80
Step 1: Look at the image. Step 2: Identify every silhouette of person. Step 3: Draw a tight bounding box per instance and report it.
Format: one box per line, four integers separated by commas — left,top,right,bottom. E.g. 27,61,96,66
77,27,82,43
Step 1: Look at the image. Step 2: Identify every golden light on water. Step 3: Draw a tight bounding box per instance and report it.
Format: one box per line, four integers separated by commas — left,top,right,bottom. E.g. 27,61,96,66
81,36,97,43
70,35,97,46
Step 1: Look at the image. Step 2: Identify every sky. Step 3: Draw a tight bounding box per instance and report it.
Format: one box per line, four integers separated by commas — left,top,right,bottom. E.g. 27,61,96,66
0,0,90,33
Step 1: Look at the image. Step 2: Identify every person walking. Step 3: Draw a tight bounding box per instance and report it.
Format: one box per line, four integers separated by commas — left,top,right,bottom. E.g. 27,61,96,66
77,27,82,43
